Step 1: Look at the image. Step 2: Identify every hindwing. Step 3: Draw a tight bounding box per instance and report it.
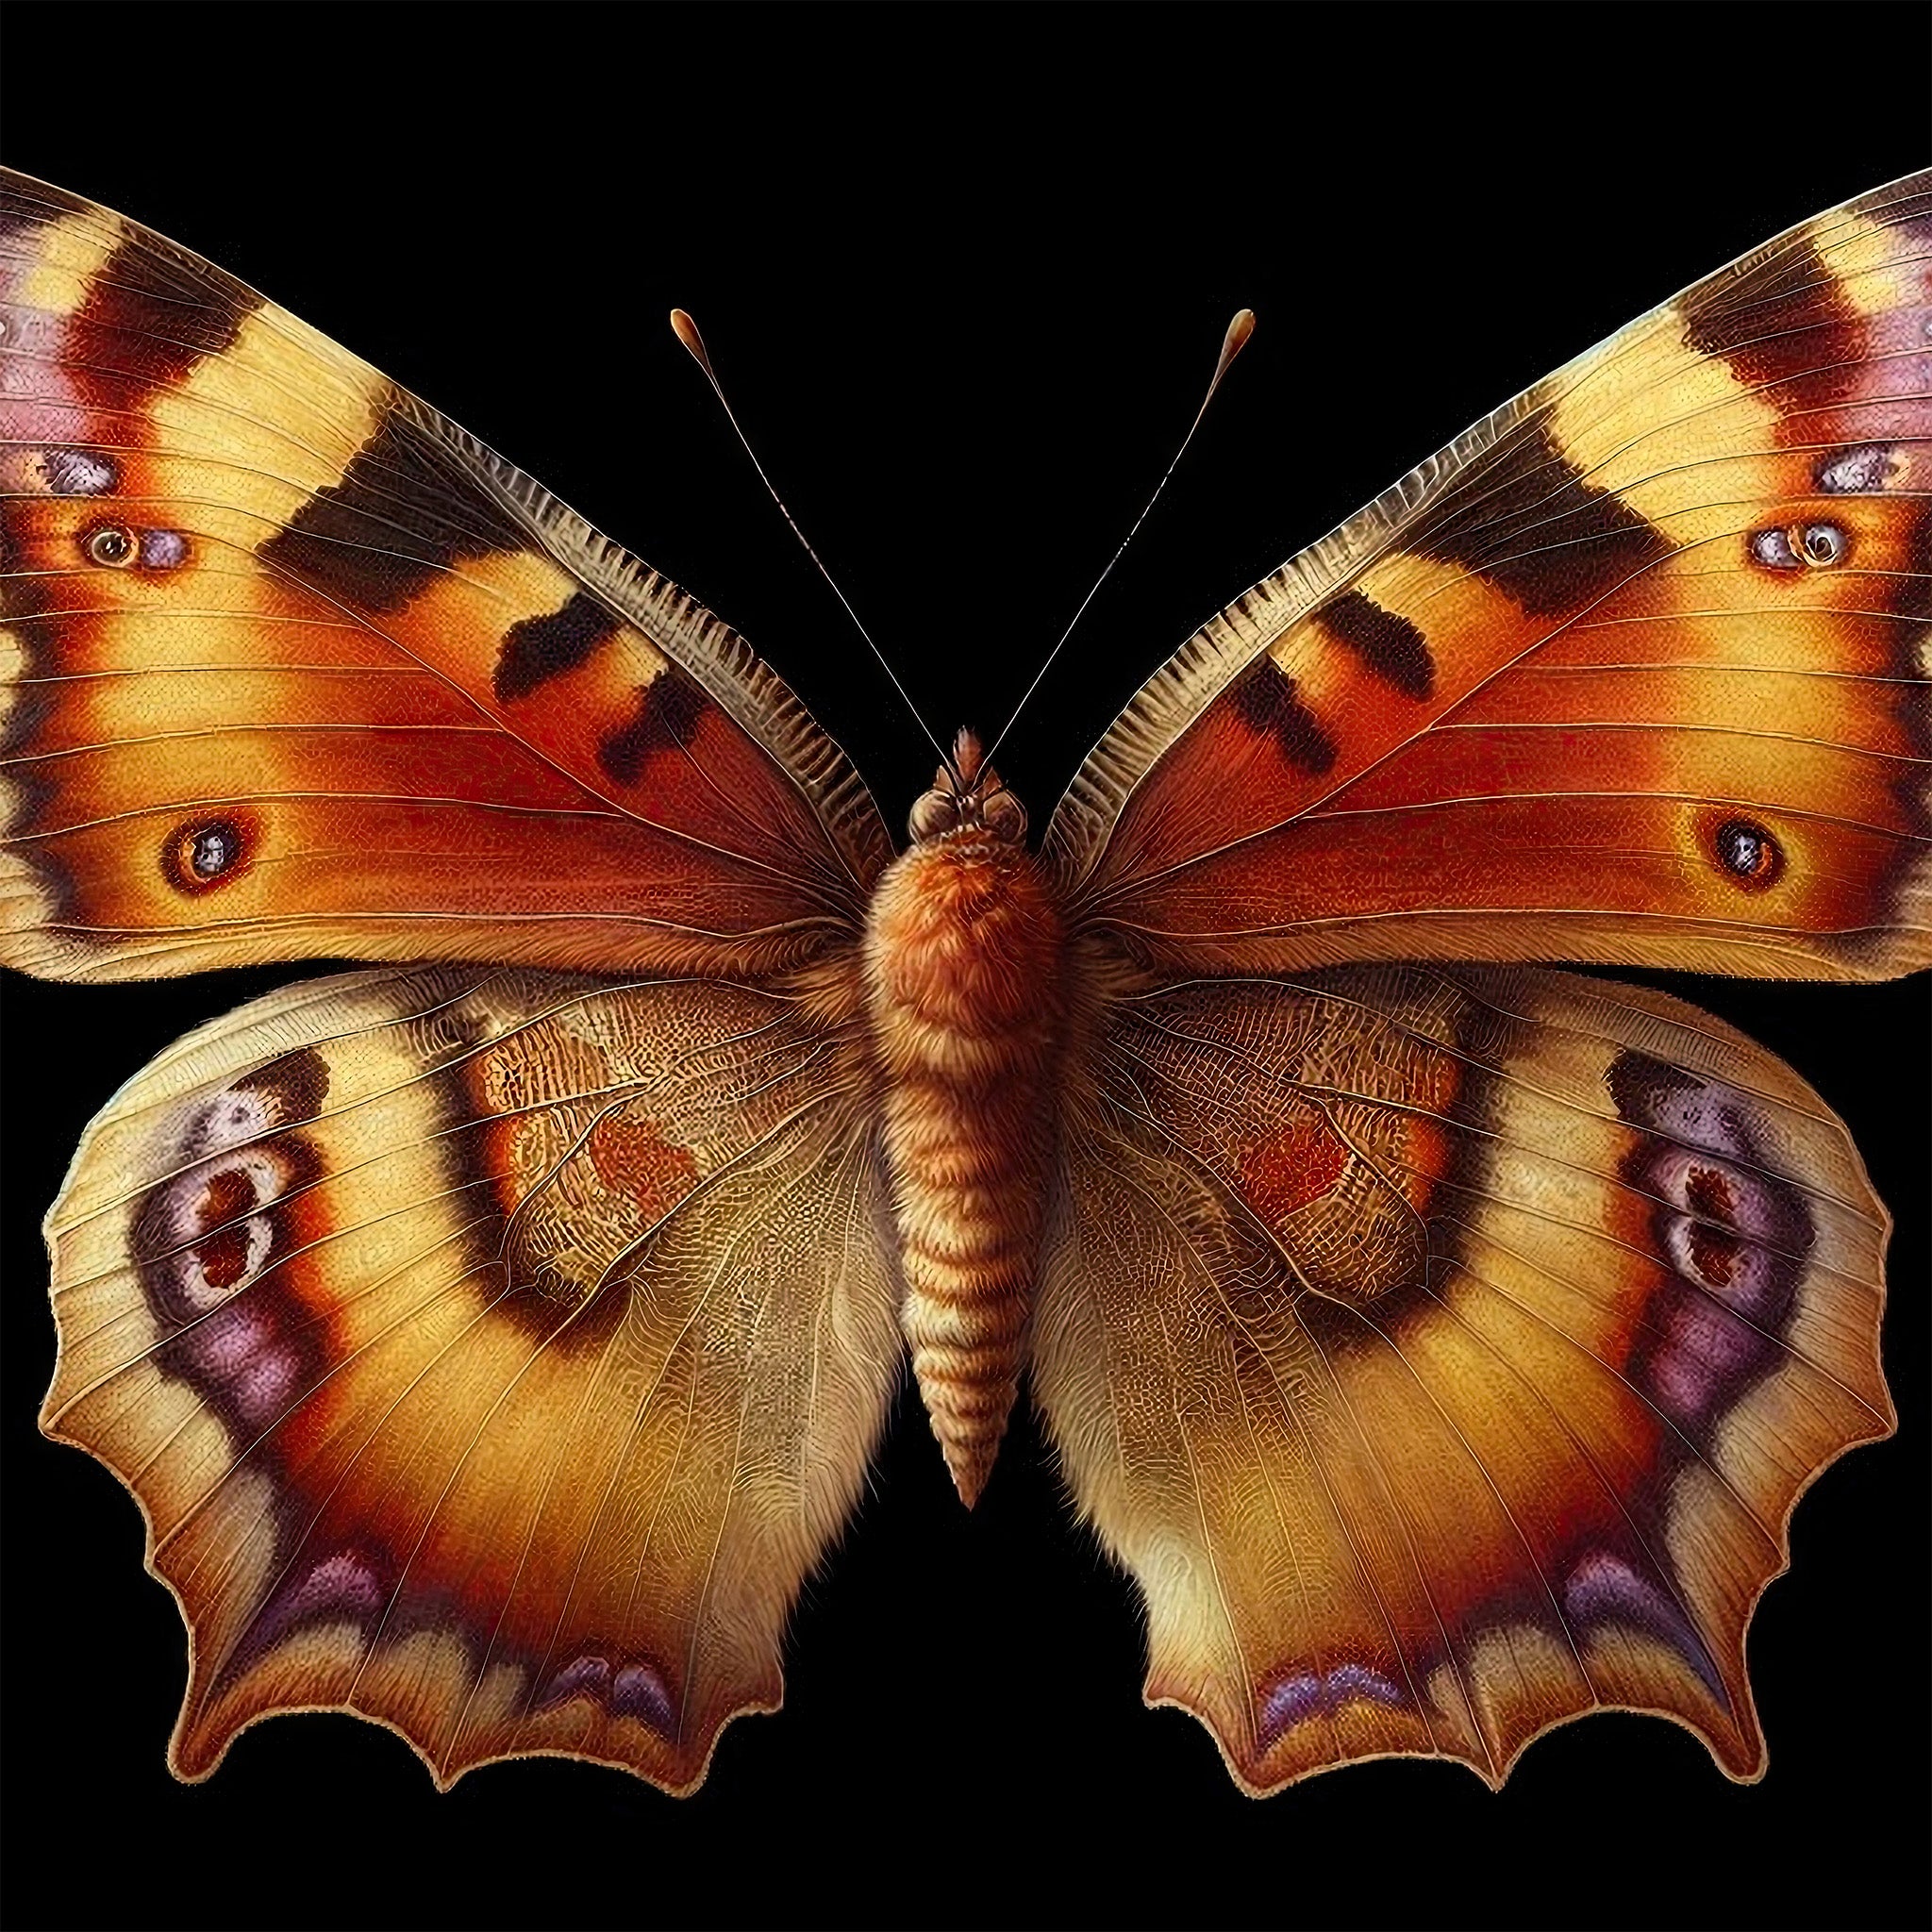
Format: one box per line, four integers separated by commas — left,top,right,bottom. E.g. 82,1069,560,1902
1037,964,1891,1790
41,961,900,1790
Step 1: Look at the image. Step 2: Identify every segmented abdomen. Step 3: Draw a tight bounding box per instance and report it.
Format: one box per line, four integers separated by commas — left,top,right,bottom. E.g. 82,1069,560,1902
863,834,1066,1505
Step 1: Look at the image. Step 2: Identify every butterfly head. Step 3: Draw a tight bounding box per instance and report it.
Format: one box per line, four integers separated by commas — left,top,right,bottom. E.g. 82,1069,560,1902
907,727,1028,846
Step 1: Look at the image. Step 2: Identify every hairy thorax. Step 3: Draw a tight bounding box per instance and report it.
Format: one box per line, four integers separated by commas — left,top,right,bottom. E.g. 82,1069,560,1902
862,819,1067,1504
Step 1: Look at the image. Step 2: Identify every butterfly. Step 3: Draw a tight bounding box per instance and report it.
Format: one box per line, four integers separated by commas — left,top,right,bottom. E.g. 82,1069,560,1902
5,162,1924,1802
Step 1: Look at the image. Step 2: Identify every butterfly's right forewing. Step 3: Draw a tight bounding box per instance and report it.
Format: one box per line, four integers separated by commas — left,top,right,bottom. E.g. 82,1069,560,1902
1046,173,1932,982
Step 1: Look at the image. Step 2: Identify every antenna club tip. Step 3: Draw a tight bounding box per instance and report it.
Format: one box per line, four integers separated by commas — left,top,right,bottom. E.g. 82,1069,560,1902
1227,308,1257,347
670,308,713,368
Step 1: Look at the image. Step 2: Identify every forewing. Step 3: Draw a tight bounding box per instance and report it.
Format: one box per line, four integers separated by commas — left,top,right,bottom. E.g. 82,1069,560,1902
0,169,890,981
1033,964,1891,1790
41,961,901,1790
1049,173,1932,981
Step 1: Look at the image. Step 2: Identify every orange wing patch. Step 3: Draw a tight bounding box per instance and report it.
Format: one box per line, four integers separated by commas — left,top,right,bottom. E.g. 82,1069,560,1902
587,1113,702,1221
1116,972,1467,1302
1237,1112,1348,1224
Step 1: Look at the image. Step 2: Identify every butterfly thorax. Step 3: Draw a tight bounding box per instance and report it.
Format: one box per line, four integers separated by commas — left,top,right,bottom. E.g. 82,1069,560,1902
863,750,1064,1505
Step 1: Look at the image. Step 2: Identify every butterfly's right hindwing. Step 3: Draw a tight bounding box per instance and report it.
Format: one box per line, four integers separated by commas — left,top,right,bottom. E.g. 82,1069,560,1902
1037,964,1891,1791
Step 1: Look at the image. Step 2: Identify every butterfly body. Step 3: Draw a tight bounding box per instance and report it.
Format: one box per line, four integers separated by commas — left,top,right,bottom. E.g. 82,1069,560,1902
7,167,1923,1796
865,754,1065,1502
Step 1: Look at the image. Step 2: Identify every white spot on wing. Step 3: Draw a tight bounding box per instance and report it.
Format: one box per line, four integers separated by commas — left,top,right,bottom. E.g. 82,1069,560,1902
1816,443,1896,493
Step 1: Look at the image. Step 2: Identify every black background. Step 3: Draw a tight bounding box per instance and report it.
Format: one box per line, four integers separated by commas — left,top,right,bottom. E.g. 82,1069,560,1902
3,7,1927,1930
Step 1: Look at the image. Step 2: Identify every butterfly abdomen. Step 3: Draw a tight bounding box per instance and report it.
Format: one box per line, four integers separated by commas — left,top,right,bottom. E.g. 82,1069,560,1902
864,830,1066,1505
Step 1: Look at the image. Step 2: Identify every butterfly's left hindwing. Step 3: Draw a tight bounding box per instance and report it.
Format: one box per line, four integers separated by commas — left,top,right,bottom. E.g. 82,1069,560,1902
1038,965,1891,1791
42,963,901,1790
0,170,889,982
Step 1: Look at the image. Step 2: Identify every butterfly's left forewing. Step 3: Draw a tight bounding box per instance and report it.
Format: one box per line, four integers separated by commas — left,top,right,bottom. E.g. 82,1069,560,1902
1035,964,1891,1790
43,964,901,1790
0,169,890,982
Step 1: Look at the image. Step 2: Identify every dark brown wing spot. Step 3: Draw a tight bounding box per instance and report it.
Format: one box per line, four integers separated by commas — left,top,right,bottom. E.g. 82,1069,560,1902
65,232,258,408
493,591,621,702
258,409,524,612
234,1046,331,1127
1226,656,1337,775
1682,235,1866,408
1316,588,1435,698
1409,419,1673,617
598,670,709,785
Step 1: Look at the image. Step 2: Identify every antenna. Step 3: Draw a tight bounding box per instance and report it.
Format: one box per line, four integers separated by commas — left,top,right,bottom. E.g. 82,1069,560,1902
981,308,1256,768
670,309,955,775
